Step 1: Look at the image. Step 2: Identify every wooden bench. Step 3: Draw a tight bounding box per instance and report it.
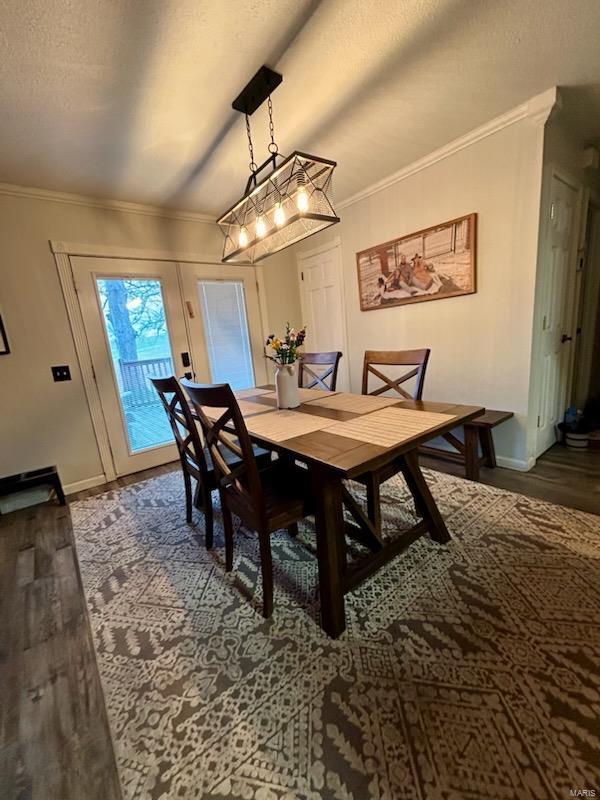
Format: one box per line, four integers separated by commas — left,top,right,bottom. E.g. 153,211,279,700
419,410,514,481
0,465,66,512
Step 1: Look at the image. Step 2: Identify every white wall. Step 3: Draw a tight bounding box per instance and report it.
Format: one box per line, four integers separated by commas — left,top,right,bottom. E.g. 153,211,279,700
0,188,301,490
294,93,555,468
259,251,303,336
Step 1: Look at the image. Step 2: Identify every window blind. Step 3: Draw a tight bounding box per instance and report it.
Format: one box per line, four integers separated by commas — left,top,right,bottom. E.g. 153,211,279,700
197,280,255,390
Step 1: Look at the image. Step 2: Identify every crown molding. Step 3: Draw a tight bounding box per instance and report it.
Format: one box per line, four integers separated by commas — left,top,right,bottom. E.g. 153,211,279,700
337,87,559,211
0,181,216,224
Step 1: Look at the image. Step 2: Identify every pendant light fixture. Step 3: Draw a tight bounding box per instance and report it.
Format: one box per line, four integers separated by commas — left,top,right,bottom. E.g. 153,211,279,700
218,66,340,264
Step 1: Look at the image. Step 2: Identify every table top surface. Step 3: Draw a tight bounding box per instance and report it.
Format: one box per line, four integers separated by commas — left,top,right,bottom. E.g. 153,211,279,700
198,386,484,479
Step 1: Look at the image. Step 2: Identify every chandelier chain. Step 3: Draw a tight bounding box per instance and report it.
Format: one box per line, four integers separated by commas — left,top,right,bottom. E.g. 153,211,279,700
245,113,258,174
267,95,279,155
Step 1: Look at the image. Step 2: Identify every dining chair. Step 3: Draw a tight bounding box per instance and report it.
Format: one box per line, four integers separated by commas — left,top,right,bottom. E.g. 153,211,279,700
182,380,313,619
150,376,270,546
362,349,430,400
298,351,343,391
358,349,431,536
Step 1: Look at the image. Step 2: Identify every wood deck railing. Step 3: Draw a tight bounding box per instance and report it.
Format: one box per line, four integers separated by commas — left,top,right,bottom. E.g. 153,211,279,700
119,356,173,407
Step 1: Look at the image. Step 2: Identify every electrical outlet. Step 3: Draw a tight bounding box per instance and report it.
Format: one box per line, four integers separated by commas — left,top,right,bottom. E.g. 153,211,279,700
51,365,71,382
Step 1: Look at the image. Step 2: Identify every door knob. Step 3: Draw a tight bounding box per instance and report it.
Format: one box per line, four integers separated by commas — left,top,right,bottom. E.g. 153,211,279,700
561,334,572,343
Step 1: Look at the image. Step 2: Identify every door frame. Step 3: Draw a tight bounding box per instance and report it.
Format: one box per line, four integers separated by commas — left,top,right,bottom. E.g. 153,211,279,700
52,240,265,483
528,165,585,460
296,236,351,390
572,197,600,405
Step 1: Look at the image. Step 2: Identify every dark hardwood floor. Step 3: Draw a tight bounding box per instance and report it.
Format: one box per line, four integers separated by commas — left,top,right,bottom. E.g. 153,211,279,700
0,505,122,800
0,448,596,800
0,463,181,800
421,442,600,516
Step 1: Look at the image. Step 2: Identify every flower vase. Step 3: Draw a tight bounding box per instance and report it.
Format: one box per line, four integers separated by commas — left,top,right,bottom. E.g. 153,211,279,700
275,363,300,409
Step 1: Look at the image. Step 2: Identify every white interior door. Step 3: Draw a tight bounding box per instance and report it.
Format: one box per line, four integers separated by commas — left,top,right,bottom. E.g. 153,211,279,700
536,175,579,455
72,257,191,476
297,242,349,390
179,263,268,388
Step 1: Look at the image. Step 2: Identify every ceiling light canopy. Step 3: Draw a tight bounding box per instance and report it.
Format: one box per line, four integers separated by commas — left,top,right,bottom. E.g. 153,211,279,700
218,66,339,264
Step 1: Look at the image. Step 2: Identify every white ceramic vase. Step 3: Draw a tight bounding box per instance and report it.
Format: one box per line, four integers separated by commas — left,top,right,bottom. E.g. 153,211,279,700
275,362,300,409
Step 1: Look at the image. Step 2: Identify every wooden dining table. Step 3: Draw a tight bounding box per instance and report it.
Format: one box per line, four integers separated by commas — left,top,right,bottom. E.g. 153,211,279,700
200,385,484,638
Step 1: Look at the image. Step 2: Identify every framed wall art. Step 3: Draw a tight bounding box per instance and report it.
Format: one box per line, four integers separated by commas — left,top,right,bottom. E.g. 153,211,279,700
0,314,9,355
356,213,477,311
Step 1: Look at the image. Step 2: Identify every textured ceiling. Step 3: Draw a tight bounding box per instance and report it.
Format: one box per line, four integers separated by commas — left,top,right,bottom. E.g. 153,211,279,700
1,0,600,215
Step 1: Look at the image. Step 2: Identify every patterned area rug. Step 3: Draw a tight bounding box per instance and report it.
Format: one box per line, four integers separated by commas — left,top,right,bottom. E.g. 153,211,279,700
70,469,600,800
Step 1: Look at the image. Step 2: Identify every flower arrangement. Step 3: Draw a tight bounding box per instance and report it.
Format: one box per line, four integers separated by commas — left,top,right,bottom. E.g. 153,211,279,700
265,323,307,365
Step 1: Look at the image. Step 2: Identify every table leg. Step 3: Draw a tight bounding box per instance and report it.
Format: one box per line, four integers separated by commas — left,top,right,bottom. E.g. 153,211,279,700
401,450,451,544
464,425,480,481
365,472,382,538
311,466,347,638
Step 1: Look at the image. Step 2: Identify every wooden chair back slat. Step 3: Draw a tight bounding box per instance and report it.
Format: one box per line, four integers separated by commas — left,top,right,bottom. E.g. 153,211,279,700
298,351,343,391
150,375,208,473
362,349,430,400
182,381,266,526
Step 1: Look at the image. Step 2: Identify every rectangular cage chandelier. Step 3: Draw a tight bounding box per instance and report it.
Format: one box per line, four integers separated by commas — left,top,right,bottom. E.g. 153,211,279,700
217,67,339,264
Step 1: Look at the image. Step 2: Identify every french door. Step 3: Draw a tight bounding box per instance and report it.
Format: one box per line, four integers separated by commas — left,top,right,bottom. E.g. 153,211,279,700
72,257,266,477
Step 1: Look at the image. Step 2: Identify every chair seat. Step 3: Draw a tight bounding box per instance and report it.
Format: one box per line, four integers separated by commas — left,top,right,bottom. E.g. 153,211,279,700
206,443,271,476
186,444,271,488
261,464,313,532
223,462,313,533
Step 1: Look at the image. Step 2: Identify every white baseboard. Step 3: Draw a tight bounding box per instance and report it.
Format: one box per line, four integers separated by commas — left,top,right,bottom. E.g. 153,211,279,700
63,474,107,495
495,456,536,472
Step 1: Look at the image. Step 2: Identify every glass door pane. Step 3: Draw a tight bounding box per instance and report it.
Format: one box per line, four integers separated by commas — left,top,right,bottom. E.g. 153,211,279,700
96,277,175,452
197,280,255,389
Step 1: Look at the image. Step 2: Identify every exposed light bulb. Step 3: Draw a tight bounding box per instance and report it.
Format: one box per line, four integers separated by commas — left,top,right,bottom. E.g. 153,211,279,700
296,186,309,213
274,202,286,227
256,215,267,238
239,226,248,248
